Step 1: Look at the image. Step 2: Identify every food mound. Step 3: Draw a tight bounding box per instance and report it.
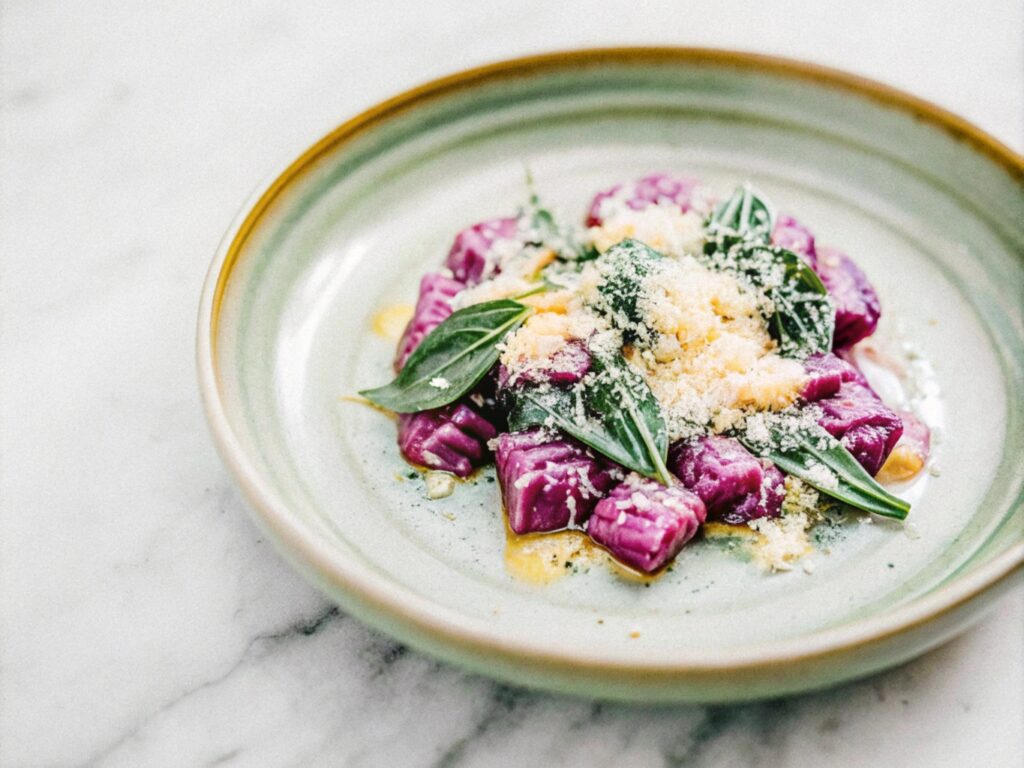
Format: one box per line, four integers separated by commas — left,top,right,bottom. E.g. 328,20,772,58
361,174,930,574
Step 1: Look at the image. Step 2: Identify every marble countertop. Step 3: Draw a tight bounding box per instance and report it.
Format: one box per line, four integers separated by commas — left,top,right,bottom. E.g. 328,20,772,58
2,1,1021,765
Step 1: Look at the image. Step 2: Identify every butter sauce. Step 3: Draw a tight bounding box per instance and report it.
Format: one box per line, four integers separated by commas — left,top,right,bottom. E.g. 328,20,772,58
371,303,414,340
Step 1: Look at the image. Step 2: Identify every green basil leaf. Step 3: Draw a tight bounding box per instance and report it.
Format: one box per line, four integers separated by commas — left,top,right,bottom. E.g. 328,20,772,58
506,385,573,433
508,351,672,485
588,239,664,343
739,423,910,520
520,188,597,262
586,352,672,483
702,185,832,357
705,183,775,249
704,244,834,357
748,245,834,357
360,299,531,413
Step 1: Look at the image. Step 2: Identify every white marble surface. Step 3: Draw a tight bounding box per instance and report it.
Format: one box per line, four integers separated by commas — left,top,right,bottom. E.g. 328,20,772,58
2,1,1022,765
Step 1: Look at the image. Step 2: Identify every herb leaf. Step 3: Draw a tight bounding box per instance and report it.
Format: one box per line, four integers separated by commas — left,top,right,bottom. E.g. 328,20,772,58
705,184,775,249
587,352,672,483
739,423,910,520
360,299,531,413
588,239,664,343
703,186,833,357
508,351,672,484
704,244,834,357
520,185,597,262
747,245,833,357
505,386,569,433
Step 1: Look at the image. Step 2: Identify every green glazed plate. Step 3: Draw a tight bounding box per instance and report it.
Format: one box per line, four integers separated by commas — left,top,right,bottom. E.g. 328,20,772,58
197,48,1024,702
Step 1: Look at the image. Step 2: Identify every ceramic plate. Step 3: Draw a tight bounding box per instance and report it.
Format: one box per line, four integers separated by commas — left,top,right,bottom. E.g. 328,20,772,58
197,49,1024,702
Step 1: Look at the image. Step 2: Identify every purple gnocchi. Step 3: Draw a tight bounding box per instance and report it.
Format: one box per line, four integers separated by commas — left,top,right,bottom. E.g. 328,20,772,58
669,436,785,524
801,352,865,402
770,218,880,349
398,402,497,478
394,272,464,371
445,217,520,285
587,479,707,573
495,429,617,534
771,214,818,267
497,340,591,389
814,246,881,348
729,463,786,523
816,380,904,476
585,173,708,227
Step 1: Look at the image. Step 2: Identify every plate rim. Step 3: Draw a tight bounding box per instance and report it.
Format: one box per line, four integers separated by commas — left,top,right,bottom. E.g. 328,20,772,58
196,47,1024,682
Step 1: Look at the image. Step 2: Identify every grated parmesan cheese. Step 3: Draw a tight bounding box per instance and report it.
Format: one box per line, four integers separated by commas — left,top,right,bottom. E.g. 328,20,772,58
782,477,822,517
603,253,807,441
424,471,457,499
588,201,706,258
499,309,607,383
749,512,814,572
746,478,826,572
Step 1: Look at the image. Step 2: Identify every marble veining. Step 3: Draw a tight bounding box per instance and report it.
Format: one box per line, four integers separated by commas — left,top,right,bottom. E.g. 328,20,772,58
1,1,1021,766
